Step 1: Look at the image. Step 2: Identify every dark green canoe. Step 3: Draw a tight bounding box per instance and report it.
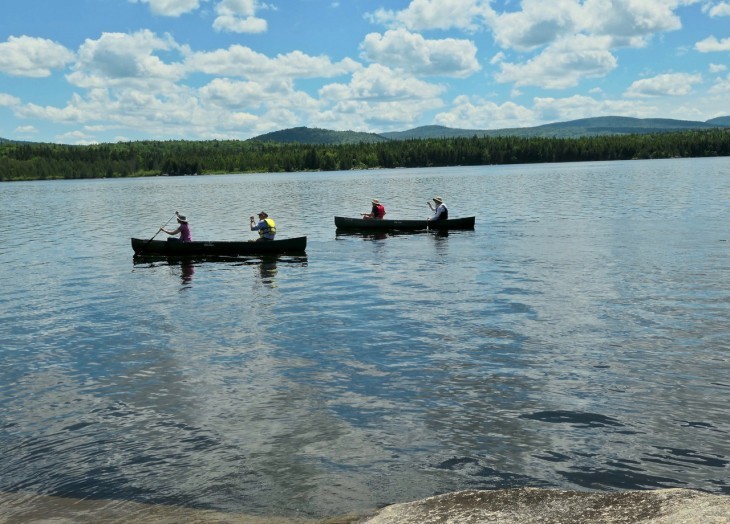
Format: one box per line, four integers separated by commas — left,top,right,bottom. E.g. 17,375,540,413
132,236,307,257
334,216,475,231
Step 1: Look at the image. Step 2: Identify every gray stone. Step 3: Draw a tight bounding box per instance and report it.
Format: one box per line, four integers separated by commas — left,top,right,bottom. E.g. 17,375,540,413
361,488,730,524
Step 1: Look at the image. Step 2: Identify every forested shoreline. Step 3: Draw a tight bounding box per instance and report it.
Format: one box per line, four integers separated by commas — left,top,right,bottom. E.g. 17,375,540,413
1,129,728,181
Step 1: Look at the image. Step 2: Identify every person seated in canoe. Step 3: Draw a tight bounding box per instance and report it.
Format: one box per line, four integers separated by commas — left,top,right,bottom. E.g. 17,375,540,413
250,211,276,241
427,196,448,221
160,211,192,242
361,198,386,219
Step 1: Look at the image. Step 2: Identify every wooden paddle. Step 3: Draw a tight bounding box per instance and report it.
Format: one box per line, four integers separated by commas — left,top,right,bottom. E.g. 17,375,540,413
134,212,177,257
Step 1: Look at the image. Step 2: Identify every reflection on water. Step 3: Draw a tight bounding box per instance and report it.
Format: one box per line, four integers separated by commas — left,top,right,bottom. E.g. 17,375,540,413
131,255,307,289
180,261,195,285
1,159,729,520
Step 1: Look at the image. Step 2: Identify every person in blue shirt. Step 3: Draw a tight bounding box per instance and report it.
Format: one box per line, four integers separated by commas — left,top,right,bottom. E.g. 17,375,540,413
250,211,276,241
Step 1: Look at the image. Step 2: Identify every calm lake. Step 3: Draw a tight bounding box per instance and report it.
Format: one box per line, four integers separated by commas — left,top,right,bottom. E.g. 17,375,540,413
1,158,729,520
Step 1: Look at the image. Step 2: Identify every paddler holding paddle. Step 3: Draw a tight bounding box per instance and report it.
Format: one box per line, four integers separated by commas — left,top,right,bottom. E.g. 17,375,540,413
427,196,448,221
250,211,276,241
362,198,386,219
160,211,192,242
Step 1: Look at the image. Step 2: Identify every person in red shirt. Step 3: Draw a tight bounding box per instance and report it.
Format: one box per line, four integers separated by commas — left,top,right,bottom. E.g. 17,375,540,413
362,198,386,219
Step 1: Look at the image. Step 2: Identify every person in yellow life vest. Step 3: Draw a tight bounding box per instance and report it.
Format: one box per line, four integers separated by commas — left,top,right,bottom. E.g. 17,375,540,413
250,211,276,241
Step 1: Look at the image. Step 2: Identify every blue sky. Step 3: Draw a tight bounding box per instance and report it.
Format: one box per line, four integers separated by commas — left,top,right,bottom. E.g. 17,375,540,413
0,0,728,144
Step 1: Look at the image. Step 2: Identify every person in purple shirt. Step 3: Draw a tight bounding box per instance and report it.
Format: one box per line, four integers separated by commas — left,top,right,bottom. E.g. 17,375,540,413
160,211,192,242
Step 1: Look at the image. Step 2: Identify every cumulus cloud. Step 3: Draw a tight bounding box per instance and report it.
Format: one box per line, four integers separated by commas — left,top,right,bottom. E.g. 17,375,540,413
367,0,490,32
486,0,579,51
320,64,444,102
198,77,320,116
532,94,646,122
496,34,617,89
186,45,360,79
579,0,682,46
709,63,727,73
317,64,445,128
0,93,22,106
67,30,186,88
433,93,660,130
129,0,200,17
0,36,74,77
709,73,730,93
213,0,268,33
704,2,730,17
486,0,683,50
360,29,480,77
624,72,703,97
695,35,730,52
434,95,535,129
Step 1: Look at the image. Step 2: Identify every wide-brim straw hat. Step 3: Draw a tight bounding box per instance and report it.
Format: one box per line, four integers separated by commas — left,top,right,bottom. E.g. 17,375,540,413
432,196,443,204
372,199,380,205
177,215,188,223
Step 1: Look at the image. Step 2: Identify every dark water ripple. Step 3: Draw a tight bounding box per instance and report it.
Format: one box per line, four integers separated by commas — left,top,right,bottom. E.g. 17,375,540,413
2,159,730,518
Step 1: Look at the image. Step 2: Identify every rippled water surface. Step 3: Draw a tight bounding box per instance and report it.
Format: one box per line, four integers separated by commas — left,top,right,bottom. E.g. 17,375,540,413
1,159,729,519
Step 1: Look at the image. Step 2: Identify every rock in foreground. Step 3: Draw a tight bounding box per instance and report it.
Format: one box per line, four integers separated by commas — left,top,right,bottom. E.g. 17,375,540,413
362,488,730,524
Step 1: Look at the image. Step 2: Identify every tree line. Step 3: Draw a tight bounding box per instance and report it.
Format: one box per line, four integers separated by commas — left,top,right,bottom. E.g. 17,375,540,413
1,129,728,181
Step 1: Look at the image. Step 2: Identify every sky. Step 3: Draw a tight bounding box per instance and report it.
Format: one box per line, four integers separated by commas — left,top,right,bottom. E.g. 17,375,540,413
0,0,728,144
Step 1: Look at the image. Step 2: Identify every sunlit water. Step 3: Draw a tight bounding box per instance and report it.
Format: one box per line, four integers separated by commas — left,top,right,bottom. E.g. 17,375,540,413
1,158,729,520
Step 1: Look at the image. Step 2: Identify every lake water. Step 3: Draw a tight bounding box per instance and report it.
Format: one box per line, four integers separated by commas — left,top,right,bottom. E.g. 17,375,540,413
1,158,729,520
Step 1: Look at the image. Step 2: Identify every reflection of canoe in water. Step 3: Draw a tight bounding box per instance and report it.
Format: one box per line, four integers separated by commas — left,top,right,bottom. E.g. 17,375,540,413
131,236,307,257
334,216,475,231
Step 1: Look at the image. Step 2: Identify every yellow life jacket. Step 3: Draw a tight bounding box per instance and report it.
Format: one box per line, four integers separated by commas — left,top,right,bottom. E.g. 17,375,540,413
259,218,276,237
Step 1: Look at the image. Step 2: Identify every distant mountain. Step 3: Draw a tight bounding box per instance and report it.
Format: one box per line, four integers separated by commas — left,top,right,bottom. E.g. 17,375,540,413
382,116,730,140
250,116,730,145
250,126,387,145
707,116,730,126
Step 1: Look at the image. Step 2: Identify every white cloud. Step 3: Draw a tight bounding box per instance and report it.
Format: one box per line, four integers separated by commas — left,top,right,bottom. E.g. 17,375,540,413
579,0,682,46
532,94,648,122
695,35,730,52
710,63,727,73
488,0,683,51
213,0,268,33
186,45,360,79
129,0,200,17
433,93,663,130
0,36,74,77
624,72,703,97
434,95,535,129
55,129,99,145
709,73,730,94
320,64,444,102
367,0,490,32
15,125,37,134
486,0,579,51
704,2,730,17
496,35,617,89
360,29,480,77
198,77,320,115
0,93,22,106
67,30,186,88
318,64,445,128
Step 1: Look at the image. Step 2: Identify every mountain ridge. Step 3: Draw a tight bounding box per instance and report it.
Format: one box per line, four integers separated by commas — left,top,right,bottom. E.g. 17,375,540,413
1,116,728,146
250,116,730,144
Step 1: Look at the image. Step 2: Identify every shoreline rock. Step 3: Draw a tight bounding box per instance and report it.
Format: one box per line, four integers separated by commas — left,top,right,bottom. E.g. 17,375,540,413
2,488,728,523
360,488,730,523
